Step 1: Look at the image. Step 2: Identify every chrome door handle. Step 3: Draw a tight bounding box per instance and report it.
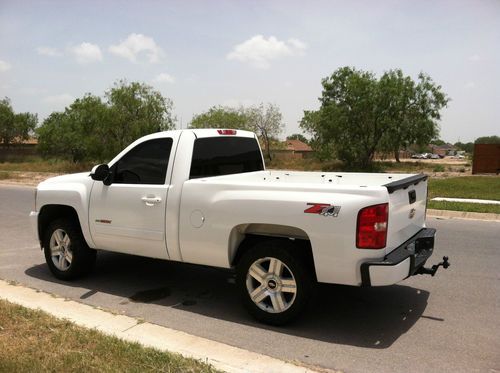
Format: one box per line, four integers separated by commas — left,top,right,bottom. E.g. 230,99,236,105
141,196,162,206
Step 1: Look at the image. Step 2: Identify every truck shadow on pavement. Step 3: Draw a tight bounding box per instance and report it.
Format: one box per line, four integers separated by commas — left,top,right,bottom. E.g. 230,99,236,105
25,251,430,349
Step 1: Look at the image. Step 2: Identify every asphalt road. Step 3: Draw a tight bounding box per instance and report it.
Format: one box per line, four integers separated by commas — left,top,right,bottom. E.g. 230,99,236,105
1,184,499,373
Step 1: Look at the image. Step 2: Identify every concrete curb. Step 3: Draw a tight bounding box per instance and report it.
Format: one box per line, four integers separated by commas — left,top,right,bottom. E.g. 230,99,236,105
427,209,500,222
0,279,320,373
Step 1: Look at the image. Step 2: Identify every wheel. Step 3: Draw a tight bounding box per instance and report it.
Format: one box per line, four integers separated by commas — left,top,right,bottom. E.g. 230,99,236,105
43,218,96,280
236,239,313,325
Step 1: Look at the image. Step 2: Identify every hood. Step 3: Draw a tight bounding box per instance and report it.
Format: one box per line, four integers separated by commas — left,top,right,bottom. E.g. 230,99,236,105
39,172,91,185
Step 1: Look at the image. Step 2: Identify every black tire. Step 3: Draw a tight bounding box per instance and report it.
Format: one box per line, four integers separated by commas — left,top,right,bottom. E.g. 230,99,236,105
236,239,313,325
43,218,96,280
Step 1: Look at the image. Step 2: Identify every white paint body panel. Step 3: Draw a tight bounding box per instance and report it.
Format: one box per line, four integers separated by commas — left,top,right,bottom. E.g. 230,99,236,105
32,129,429,286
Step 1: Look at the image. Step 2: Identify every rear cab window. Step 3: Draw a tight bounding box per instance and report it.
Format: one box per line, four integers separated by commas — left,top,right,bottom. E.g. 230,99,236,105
190,137,264,179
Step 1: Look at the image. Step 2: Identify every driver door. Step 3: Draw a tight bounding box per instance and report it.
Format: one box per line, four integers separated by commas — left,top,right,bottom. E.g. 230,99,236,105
89,137,173,259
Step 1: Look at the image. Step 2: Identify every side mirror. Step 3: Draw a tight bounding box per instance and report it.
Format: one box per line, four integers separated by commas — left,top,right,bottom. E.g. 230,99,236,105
90,164,110,184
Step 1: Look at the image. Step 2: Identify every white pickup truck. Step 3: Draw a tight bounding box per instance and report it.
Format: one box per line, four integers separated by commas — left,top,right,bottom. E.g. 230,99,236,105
30,129,449,324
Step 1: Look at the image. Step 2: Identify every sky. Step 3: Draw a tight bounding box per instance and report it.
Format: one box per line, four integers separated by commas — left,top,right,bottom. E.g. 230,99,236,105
0,0,499,143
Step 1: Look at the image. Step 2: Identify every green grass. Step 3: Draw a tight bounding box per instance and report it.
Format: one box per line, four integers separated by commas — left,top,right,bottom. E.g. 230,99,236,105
0,299,218,373
428,176,500,200
428,201,500,214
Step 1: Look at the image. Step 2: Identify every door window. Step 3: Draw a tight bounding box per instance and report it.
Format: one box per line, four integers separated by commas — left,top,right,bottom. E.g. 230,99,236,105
112,138,173,184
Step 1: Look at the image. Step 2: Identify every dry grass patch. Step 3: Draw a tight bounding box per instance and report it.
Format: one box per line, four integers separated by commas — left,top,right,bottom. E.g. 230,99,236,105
0,299,218,373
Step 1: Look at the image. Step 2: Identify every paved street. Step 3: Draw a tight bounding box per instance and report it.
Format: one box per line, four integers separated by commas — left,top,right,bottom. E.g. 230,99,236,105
0,184,499,373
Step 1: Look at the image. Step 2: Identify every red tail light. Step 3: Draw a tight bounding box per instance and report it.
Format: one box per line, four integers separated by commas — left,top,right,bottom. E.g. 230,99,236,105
356,203,388,249
217,129,237,135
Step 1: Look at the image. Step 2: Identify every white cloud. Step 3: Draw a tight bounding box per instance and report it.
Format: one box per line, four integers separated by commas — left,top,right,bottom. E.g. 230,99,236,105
0,60,12,72
69,42,103,64
36,46,62,57
43,93,75,107
468,54,481,62
153,73,175,84
227,35,307,69
109,33,163,63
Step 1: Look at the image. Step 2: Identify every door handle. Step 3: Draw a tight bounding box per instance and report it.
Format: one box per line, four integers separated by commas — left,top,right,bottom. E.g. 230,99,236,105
141,196,162,206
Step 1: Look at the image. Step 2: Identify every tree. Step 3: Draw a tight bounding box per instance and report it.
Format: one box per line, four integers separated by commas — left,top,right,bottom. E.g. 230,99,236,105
474,135,500,144
430,139,446,146
0,97,37,145
189,103,285,161
378,71,447,162
287,133,309,144
189,106,251,130
37,81,175,162
247,103,284,161
454,141,474,153
106,80,175,154
301,67,448,168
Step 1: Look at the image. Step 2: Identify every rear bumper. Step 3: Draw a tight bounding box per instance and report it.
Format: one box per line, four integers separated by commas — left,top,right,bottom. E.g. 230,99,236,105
360,228,436,286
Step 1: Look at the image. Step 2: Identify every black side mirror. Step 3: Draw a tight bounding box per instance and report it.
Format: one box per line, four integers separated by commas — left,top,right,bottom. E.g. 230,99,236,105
90,164,110,184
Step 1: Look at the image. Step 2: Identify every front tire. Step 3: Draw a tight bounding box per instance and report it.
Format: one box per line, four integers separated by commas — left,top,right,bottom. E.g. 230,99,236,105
43,218,96,280
236,240,313,325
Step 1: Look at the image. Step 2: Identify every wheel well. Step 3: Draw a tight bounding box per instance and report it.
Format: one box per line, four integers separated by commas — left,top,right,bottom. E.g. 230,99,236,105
231,234,317,281
38,205,80,247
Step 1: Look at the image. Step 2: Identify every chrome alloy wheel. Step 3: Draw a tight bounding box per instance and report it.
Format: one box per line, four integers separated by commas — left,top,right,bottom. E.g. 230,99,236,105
246,257,297,313
49,229,72,271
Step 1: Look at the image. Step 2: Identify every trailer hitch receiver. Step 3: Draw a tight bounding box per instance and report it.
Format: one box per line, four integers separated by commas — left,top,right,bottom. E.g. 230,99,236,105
417,256,450,277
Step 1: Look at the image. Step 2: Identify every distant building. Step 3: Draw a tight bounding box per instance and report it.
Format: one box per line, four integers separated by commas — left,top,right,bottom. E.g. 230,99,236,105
472,144,500,174
430,143,456,156
284,139,313,158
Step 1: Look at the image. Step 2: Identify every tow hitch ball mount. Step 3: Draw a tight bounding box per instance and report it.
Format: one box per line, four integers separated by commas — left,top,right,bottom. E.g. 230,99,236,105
417,256,450,277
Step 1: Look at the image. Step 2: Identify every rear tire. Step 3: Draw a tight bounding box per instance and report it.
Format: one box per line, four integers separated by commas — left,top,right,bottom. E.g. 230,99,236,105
236,239,313,325
43,218,96,280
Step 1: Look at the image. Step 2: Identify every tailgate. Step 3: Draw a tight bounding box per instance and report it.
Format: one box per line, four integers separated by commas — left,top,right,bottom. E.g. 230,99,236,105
384,174,428,255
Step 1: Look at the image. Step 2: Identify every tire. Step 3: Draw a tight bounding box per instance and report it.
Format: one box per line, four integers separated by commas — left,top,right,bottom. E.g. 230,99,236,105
43,218,96,280
236,239,313,325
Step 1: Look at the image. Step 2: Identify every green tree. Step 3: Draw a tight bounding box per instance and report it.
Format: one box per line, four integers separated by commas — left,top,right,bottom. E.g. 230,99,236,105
37,95,110,162
286,133,309,144
189,106,251,130
301,67,448,168
474,135,500,144
379,71,447,162
0,97,37,145
430,139,446,146
247,103,284,161
106,80,175,154
454,141,474,153
37,81,175,162
189,103,285,161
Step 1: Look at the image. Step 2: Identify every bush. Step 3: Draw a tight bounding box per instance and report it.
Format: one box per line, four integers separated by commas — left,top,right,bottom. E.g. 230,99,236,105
433,165,445,172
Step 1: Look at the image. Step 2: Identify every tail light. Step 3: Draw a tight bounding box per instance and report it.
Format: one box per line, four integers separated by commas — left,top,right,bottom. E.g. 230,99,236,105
217,129,237,135
356,203,388,249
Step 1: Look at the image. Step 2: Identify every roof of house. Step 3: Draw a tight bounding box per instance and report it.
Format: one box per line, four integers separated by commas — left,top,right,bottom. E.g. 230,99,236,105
285,139,312,152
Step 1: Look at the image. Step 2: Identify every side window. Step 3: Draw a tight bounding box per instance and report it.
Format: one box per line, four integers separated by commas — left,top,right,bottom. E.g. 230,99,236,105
112,138,173,185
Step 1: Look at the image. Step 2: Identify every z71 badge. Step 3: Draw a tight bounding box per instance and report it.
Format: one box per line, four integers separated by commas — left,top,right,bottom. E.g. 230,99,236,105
304,203,341,217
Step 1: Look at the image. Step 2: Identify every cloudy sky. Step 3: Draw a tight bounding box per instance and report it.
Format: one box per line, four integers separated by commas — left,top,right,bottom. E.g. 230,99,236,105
0,0,498,142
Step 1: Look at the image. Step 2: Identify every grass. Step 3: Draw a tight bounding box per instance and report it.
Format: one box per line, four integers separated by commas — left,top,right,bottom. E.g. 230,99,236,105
426,176,500,214
428,201,500,214
0,158,92,173
0,299,218,373
428,176,500,200
0,171,10,180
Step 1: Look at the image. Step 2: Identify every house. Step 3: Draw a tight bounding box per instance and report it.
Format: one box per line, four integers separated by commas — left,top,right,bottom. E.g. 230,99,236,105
284,139,313,158
430,143,456,156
